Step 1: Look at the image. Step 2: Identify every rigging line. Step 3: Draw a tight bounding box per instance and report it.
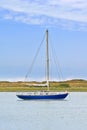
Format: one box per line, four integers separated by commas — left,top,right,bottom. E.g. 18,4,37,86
50,43,62,80
25,32,46,81
49,35,64,81
52,45,64,80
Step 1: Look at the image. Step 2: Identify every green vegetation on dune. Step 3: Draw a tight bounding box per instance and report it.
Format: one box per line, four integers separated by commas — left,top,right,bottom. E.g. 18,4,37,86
0,79,87,92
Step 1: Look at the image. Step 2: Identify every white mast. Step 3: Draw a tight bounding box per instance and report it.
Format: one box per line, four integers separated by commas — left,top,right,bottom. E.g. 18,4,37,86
46,30,49,91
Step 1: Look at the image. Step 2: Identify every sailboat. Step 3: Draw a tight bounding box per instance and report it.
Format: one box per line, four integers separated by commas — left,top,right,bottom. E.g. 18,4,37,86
16,30,68,100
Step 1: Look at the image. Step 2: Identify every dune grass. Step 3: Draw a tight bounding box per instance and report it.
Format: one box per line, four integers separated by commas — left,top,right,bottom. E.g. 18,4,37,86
0,79,87,92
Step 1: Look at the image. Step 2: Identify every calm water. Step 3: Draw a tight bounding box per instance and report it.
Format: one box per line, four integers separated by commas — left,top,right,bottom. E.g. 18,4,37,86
0,92,87,130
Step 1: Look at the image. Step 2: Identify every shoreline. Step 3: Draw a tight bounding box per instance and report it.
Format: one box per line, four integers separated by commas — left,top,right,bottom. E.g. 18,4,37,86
0,79,87,92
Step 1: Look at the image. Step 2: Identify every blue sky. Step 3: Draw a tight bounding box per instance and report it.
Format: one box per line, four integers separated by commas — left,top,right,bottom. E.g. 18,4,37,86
0,0,87,81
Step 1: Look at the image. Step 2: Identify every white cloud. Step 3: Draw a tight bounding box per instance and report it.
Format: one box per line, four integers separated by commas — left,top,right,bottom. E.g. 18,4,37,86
0,0,87,30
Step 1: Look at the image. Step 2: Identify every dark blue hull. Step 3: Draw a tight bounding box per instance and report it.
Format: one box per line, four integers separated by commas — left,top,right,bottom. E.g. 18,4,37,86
17,93,68,100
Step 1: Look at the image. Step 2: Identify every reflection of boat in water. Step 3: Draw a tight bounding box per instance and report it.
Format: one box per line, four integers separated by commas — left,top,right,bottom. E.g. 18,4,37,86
17,30,69,100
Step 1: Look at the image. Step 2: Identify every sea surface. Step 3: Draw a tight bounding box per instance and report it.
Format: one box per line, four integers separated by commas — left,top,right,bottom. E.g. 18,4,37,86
0,92,87,130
